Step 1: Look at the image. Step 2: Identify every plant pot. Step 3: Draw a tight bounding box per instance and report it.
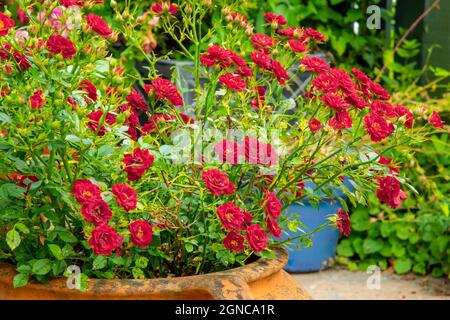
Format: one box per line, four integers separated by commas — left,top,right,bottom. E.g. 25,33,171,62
282,178,353,273
0,246,311,300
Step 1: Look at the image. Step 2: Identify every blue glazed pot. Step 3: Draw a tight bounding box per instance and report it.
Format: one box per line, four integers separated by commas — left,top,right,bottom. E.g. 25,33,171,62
282,178,353,273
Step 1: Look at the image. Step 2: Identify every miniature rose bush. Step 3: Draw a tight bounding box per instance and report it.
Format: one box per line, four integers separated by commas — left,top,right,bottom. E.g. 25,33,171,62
0,0,443,288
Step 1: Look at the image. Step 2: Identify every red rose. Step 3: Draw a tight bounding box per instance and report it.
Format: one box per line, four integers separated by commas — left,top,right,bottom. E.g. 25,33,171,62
87,110,116,136
123,148,154,181
336,208,350,237
223,231,245,252
250,51,273,70
364,113,394,142
264,12,287,27
378,155,399,176
330,69,355,93
394,104,414,128
151,2,178,15
88,224,123,256
245,224,267,253
10,174,38,193
129,220,153,248
368,81,390,100
219,73,247,92
0,13,14,37
126,88,148,111
81,200,112,226
250,34,278,53
271,60,289,85
265,217,282,238
277,27,303,39
72,179,102,205
429,111,444,128
202,169,235,196
112,183,137,212
321,93,350,112
370,100,396,118
301,56,330,74
16,8,30,26
46,34,76,59
351,68,370,84
308,118,322,132
328,111,353,130
250,86,265,110
287,39,307,53
345,92,368,109
145,77,184,106
376,176,407,209
85,14,112,38
261,191,282,219
216,202,245,231
30,90,44,109
305,28,326,42
242,210,254,225
312,74,338,93
13,50,31,70
214,140,239,164
79,79,97,102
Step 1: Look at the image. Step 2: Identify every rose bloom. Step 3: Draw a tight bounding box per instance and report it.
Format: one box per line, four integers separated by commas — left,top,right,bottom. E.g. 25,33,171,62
345,92,368,110
336,208,351,237
308,118,322,132
0,12,14,37
277,26,303,39
264,12,287,27
144,77,184,106
321,93,350,112
250,86,266,110
85,13,112,38
300,56,330,74
312,74,338,93
429,111,444,128
88,224,123,256
202,169,235,196
129,220,153,248
126,88,148,111
330,69,356,93
223,231,245,251
351,68,370,84
245,224,267,253
219,73,247,92
87,110,116,136
151,2,179,15
17,8,30,26
371,100,396,118
266,217,282,239
72,179,102,205
262,192,282,219
46,34,77,59
30,90,44,109
112,183,137,212
287,39,307,53
123,148,155,181
368,81,390,100
79,79,97,102
216,202,245,231
250,33,278,53
364,113,394,142
376,176,407,209
305,28,326,42
81,200,112,226
328,111,353,130
13,50,31,70
394,104,414,128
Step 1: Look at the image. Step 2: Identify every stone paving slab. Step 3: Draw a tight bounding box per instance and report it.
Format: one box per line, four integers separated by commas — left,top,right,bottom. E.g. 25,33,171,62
292,268,449,300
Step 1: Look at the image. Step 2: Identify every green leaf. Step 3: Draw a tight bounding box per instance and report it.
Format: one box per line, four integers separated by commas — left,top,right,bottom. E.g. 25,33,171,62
337,239,354,257
185,243,194,253
363,239,383,254
13,273,28,288
135,256,149,269
14,223,30,234
394,258,412,274
93,255,107,270
52,260,66,276
58,230,78,243
48,244,64,260
32,259,52,275
6,230,21,250
17,265,31,274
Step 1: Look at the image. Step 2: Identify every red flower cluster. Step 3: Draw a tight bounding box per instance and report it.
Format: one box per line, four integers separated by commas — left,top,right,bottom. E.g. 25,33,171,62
88,224,123,256
46,34,76,59
123,148,154,181
86,110,116,136
301,56,330,74
218,72,247,92
364,113,394,142
144,77,184,106
85,14,112,38
261,191,282,219
200,45,252,78
129,220,153,248
151,2,179,15
202,169,235,196
79,79,97,102
250,51,289,85
336,208,351,237
30,90,44,109
250,86,266,110
216,202,245,231
376,176,407,209
264,12,287,27
0,12,14,37
112,183,137,212
429,111,444,128
250,34,278,53
126,89,148,111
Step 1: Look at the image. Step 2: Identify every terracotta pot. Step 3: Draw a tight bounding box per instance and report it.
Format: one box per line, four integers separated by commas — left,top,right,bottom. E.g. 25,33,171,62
0,247,310,300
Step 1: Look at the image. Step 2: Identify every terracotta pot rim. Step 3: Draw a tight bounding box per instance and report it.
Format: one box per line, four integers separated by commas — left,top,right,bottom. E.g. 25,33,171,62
0,246,289,297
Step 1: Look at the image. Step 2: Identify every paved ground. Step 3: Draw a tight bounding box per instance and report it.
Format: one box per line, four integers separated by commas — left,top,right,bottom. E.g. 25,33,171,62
292,267,449,300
